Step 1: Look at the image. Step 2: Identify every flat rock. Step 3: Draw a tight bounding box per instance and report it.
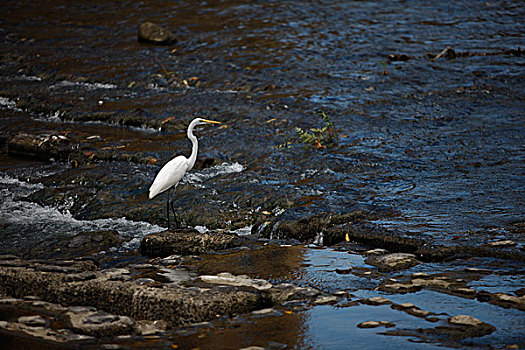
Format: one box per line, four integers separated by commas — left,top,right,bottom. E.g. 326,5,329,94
138,21,177,45
199,272,272,290
365,253,420,272
378,282,422,294
140,229,243,257
68,310,134,337
449,314,483,326
360,296,392,305
313,295,338,305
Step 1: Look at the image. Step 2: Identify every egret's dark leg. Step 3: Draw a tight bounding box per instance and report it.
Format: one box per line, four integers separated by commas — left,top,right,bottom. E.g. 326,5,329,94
166,189,171,230
170,201,181,228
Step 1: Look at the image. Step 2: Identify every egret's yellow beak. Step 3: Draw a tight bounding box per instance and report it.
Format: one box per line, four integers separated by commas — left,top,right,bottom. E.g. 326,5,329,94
202,119,221,124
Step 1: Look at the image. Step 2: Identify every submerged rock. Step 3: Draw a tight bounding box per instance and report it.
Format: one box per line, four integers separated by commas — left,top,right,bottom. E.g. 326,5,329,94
140,229,243,257
357,320,395,328
138,21,177,45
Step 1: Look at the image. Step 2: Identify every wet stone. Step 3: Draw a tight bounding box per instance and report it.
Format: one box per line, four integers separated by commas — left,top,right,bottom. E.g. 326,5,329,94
378,282,421,294
360,296,392,305
332,290,352,298
357,320,395,328
0,298,22,305
252,308,280,316
313,295,338,305
365,253,420,272
487,240,516,247
135,319,168,336
35,265,82,273
138,21,177,45
140,229,243,257
269,284,320,303
364,248,388,256
199,272,272,290
67,310,135,337
18,315,46,326
449,314,483,326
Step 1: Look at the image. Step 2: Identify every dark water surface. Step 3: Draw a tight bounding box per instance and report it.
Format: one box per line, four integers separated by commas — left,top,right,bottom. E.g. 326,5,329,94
1,0,524,348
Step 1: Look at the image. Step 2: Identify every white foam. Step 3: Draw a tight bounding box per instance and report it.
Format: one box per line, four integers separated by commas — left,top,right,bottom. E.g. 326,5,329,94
229,225,253,236
183,162,244,184
51,80,117,90
0,96,21,111
0,175,163,250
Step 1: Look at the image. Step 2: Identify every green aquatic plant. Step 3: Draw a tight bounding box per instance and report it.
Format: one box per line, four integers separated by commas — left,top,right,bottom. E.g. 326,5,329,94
294,110,338,149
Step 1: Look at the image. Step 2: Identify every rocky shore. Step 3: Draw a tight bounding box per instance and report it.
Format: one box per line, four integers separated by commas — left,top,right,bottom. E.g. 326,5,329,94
1,229,523,348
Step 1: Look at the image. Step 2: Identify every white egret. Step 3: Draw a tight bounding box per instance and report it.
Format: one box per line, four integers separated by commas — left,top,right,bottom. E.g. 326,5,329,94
149,117,221,229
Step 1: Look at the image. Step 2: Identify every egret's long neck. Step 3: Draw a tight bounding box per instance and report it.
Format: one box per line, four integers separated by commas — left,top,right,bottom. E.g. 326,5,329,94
187,121,199,171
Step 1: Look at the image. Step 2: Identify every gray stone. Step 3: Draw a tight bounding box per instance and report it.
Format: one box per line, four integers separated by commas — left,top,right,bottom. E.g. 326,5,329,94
138,22,177,45
199,272,272,290
365,253,420,272
67,310,135,337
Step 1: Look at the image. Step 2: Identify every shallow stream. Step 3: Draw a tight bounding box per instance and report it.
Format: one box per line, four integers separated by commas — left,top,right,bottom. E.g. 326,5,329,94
0,0,523,348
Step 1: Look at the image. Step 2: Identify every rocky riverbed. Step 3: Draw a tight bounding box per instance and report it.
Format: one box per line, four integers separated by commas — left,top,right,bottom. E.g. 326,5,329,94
1,0,524,348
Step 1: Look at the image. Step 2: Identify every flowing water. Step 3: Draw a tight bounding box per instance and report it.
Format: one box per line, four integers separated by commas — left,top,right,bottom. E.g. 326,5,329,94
0,0,524,348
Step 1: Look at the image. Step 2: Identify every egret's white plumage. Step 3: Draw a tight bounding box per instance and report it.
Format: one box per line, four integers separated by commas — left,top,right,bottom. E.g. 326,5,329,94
148,156,188,199
149,117,221,228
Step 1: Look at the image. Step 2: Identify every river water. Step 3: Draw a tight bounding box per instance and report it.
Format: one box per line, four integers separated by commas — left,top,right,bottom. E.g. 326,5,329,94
0,0,524,348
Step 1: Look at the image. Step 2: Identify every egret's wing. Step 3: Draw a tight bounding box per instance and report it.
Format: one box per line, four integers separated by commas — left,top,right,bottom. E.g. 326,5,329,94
149,156,189,199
